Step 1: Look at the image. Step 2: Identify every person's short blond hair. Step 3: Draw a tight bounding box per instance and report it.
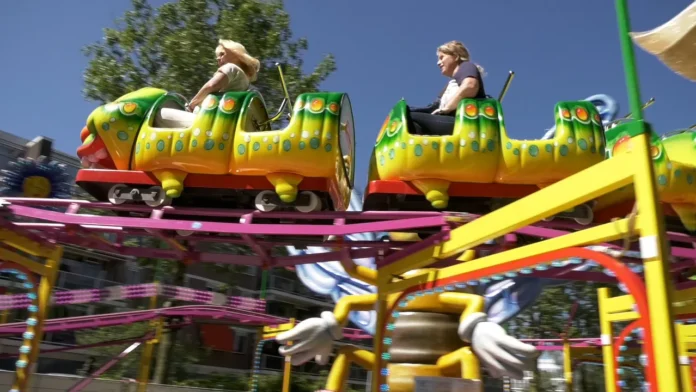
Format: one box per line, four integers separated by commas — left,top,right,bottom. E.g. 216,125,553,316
437,40,485,76
216,39,261,82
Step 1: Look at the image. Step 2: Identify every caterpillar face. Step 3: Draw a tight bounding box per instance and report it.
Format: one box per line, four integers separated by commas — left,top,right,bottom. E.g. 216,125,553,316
77,88,166,170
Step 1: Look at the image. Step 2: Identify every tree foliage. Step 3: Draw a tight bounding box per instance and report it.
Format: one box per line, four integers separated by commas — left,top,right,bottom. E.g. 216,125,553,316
82,0,336,111
502,281,645,391
74,321,200,380
78,0,342,386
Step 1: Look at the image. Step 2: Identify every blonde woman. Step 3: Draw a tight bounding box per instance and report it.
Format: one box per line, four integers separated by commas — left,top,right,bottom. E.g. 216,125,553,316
156,39,260,128
409,40,487,135
187,39,261,110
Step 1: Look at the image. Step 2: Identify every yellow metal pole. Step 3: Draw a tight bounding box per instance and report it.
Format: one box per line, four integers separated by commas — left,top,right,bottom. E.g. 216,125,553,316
371,291,388,392
281,318,296,392
598,288,617,392
17,246,61,392
563,336,572,392
631,134,681,391
1,287,10,325
136,339,156,392
136,285,161,392
677,324,695,391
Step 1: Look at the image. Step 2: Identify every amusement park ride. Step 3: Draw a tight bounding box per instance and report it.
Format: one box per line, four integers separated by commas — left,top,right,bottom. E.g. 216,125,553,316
2,0,696,391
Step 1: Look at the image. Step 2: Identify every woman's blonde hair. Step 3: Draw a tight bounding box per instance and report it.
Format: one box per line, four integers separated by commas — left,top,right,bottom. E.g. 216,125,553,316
216,39,261,82
437,40,485,76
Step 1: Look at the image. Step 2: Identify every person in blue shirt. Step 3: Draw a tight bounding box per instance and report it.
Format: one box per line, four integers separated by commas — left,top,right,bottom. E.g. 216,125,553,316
409,40,487,135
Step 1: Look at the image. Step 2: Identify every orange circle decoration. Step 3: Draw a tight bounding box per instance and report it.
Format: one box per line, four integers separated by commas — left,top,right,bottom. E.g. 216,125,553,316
309,98,325,114
121,102,138,116
482,105,496,118
328,102,340,115
205,96,218,110
219,98,237,113
575,107,589,122
593,113,602,125
650,145,662,160
464,104,478,118
386,120,401,137
611,136,631,156
561,109,571,120
376,116,390,145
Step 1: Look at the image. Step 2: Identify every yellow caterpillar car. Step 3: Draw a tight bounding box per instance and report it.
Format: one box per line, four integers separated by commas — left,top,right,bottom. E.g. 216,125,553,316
76,87,356,213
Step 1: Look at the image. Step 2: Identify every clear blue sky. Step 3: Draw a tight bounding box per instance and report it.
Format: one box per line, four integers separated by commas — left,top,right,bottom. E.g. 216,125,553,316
1,0,694,190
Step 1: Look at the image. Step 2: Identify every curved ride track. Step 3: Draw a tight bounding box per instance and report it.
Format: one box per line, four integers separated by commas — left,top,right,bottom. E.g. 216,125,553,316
0,197,695,389
0,304,371,339
2,198,696,286
0,283,266,311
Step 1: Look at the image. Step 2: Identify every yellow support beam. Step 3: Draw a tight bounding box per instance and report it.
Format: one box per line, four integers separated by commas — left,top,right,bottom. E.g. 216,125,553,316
674,287,696,303
137,286,161,392
27,246,60,370
7,238,61,392
262,321,296,340
605,312,640,323
677,323,696,391
256,319,297,392
569,347,603,355
372,130,682,391
630,134,681,391
281,318,296,392
0,248,47,276
598,274,696,392
602,293,637,313
379,152,635,279
0,229,57,259
381,217,635,295
371,295,388,392
602,288,696,321
598,288,617,392
563,338,572,392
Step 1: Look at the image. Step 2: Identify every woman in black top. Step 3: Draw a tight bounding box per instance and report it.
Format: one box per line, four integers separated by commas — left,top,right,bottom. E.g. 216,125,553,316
409,40,487,136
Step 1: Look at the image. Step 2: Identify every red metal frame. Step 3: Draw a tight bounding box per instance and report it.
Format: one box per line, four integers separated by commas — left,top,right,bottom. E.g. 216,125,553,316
76,169,347,210
378,247,655,389
613,319,644,391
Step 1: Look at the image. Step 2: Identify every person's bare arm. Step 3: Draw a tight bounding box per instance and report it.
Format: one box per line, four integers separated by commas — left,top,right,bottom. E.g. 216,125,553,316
187,71,228,111
434,77,479,114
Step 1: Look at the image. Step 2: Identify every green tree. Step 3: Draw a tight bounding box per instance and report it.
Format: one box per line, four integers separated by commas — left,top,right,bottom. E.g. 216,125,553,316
82,0,337,385
502,280,641,391
82,0,337,112
74,321,200,380
502,281,606,391
505,282,603,341
75,322,150,379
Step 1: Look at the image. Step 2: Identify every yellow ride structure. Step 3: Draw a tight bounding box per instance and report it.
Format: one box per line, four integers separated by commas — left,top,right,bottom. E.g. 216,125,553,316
326,1,694,391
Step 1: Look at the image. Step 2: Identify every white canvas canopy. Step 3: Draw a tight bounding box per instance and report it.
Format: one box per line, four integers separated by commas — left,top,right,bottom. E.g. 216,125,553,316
631,2,696,81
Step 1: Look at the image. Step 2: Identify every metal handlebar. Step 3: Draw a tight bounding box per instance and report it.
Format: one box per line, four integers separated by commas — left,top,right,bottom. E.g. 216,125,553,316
498,71,515,102
609,97,655,126
259,63,294,127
